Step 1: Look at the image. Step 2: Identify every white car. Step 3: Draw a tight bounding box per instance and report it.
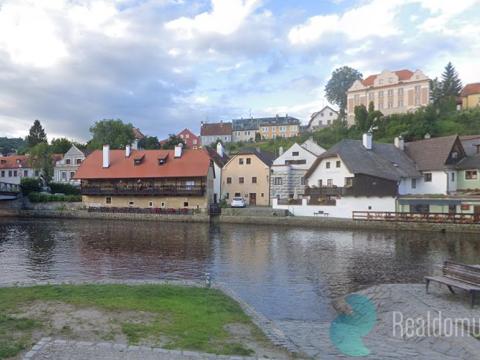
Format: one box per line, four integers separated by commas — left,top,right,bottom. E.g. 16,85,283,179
231,197,246,208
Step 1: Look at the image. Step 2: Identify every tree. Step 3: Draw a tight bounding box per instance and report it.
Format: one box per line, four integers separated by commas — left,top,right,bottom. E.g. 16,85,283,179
255,132,262,142
139,136,160,150
354,102,383,133
88,119,135,150
28,142,54,184
325,66,363,117
441,62,462,97
430,78,443,105
161,134,185,149
50,138,73,154
0,137,26,155
26,120,47,148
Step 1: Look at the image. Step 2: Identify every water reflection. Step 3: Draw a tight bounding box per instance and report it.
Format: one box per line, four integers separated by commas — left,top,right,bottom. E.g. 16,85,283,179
1,218,479,321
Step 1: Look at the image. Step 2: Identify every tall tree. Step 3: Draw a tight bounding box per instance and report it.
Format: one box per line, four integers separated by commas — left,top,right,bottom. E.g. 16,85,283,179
354,102,383,133
441,62,462,97
161,134,185,150
430,78,443,105
28,142,54,184
26,120,47,148
88,119,135,150
139,136,161,150
50,138,73,154
325,66,363,117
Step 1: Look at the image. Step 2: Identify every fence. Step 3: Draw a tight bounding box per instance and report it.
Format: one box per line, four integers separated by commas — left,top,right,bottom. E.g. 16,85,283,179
88,207,196,215
352,211,480,224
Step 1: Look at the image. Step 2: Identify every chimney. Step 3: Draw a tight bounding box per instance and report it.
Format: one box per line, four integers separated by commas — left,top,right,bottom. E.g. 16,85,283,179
125,144,131,157
216,142,224,157
279,146,284,156
174,143,183,158
362,133,372,150
102,145,110,168
394,136,404,151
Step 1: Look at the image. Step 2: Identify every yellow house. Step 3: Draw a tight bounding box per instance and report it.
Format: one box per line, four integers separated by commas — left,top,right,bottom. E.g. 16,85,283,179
460,83,480,109
258,116,300,140
221,148,274,206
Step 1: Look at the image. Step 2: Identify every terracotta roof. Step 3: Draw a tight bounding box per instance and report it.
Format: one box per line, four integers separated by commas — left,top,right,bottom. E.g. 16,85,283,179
200,122,232,136
132,127,145,140
0,155,29,169
361,69,414,86
460,83,480,97
404,135,461,171
74,149,212,180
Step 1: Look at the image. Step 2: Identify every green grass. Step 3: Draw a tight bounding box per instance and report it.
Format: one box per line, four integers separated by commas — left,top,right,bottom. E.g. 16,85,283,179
0,284,256,358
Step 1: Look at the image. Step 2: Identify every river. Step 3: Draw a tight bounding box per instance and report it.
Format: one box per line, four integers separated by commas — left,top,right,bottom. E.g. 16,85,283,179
1,218,479,322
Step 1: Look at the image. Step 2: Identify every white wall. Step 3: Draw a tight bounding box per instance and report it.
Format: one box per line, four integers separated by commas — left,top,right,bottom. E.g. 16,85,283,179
273,197,396,218
272,143,318,170
0,168,36,185
213,162,221,203
398,171,448,195
307,156,353,187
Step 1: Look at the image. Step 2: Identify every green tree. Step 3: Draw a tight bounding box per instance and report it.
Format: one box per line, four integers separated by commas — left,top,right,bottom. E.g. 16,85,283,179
441,62,462,97
139,136,160,150
325,66,362,117
354,104,369,132
28,142,54,184
26,120,47,148
430,78,443,105
50,138,73,154
88,119,135,150
0,137,26,155
161,134,185,149
255,132,262,142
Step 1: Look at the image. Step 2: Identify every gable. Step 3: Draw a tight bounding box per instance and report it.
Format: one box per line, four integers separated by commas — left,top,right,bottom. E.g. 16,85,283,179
273,143,317,166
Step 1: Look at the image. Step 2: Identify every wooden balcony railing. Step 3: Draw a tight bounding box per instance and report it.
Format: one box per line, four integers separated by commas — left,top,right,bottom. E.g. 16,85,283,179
352,211,480,224
305,186,347,197
81,185,206,197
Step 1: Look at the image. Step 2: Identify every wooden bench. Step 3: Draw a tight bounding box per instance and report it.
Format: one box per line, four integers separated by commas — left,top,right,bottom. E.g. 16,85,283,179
425,261,480,308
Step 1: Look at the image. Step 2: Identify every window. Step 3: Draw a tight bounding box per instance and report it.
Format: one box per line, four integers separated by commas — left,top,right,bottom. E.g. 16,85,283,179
451,172,455,182
239,158,244,165
424,173,432,182
345,177,353,187
336,160,341,168
23,170,28,177
387,89,394,108
66,159,71,165
326,161,331,169
235,192,241,197
466,170,478,180
61,172,67,180
239,177,244,184
327,179,333,187
368,92,374,103
461,204,471,211
246,158,251,164
261,193,264,197
412,204,429,213
35,170,40,177
0,171,4,177
274,177,282,185
225,193,229,199
76,159,82,165
292,151,299,156
13,170,17,177
318,179,323,187
252,177,257,183
451,151,458,159
183,202,189,207
70,172,75,179
8,171,12,177
398,88,404,107
227,177,232,184
149,201,153,207
106,197,112,204
414,85,421,105
129,201,134,206
411,178,417,189
378,91,384,109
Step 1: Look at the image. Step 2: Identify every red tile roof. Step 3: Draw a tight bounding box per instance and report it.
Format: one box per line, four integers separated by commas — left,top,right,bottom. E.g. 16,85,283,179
0,155,29,169
74,149,212,180
200,122,232,136
361,69,414,86
461,83,480,97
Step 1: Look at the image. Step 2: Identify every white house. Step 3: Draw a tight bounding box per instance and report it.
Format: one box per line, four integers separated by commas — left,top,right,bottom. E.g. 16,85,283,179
53,145,86,184
270,139,325,201
0,155,38,185
205,142,229,204
307,106,339,131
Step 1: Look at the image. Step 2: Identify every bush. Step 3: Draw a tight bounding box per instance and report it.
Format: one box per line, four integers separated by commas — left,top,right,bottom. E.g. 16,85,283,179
49,182,80,195
20,177,42,195
28,192,81,203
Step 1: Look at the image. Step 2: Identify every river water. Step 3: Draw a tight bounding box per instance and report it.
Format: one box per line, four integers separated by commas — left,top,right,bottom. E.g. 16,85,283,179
1,218,479,322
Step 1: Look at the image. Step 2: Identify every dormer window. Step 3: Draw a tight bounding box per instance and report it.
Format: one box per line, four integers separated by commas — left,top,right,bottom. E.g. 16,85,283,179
158,154,168,165
66,159,71,165
451,152,458,159
134,154,145,165
16,159,21,164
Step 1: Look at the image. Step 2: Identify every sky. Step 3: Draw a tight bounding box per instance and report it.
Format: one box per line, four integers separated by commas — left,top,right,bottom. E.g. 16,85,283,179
0,0,479,142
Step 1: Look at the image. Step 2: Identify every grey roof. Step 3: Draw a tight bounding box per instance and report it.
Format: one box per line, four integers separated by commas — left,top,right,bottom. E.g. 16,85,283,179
305,139,420,181
233,147,275,166
232,116,300,131
404,135,460,171
456,154,480,170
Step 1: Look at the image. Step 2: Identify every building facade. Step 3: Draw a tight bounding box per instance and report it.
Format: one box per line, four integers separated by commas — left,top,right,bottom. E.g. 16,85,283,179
200,122,232,146
346,69,430,125
75,145,214,210
53,145,86,184
307,106,338,131
0,155,38,185
459,83,480,110
270,139,325,201
205,142,229,204
221,148,274,206
177,128,200,149
258,116,300,140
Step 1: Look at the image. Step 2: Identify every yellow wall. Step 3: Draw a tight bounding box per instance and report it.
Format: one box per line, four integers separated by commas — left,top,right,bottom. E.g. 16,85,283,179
221,154,270,206
82,195,209,209
260,125,299,140
462,94,480,109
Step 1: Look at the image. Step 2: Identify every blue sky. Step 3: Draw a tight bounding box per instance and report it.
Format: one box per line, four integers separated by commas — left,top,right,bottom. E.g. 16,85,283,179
0,0,479,142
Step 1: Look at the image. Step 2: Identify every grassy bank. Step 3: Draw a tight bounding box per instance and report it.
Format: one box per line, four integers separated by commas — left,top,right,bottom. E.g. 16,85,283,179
0,284,272,359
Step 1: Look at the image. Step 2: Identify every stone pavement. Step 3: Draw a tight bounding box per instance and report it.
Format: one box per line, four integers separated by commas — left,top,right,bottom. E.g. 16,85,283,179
275,283,480,359
24,338,259,360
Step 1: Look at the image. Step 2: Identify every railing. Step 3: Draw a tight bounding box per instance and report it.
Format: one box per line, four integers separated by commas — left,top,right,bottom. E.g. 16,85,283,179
88,207,195,215
277,198,303,205
352,211,480,224
82,185,205,197
0,182,21,194
305,186,347,197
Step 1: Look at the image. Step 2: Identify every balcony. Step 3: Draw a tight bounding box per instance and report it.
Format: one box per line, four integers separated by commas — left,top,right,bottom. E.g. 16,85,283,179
81,185,206,197
305,186,348,197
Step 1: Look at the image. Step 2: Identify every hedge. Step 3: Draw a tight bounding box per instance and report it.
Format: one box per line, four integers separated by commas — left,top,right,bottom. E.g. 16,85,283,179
20,177,42,195
28,192,82,203
49,182,80,195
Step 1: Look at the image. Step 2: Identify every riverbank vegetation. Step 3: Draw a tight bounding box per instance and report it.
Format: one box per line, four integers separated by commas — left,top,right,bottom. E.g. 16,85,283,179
0,284,273,359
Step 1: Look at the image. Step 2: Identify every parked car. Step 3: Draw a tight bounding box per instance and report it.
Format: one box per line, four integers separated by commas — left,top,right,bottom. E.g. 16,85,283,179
231,197,246,208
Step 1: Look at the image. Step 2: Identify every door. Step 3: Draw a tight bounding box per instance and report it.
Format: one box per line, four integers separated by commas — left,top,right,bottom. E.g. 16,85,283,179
474,206,480,222
249,193,256,206
213,193,218,204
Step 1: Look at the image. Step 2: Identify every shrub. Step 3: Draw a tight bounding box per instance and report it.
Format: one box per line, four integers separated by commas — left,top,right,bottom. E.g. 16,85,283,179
49,182,80,195
20,177,42,195
28,192,81,203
